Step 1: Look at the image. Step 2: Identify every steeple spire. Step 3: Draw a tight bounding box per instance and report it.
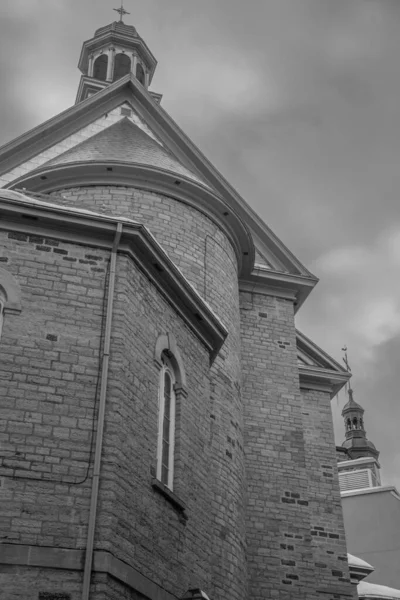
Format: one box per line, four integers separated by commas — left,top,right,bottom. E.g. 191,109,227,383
340,347,379,460
113,1,130,23
75,10,157,104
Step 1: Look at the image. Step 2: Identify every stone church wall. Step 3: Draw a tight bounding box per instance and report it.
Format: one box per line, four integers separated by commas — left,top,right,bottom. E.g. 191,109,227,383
0,230,109,549
46,185,248,600
300,388,357,599
239,290,356,600
94,253,214,595
0,188,247,600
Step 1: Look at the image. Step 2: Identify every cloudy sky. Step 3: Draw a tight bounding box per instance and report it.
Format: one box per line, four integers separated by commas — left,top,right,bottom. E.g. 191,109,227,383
1,0,400,489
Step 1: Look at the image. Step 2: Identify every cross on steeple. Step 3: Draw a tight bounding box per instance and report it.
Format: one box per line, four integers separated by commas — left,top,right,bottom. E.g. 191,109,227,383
113,1,130,23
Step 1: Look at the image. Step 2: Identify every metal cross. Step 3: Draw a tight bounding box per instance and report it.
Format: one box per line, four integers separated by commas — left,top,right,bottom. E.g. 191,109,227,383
113,1,130,22
342,345,351,372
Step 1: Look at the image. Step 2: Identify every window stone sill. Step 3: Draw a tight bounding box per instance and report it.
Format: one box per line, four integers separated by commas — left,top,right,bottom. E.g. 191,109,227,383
151,478,188,520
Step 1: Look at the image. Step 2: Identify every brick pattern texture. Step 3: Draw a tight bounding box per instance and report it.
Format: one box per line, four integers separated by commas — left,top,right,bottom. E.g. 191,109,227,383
239,291,357,600
0,183,355,600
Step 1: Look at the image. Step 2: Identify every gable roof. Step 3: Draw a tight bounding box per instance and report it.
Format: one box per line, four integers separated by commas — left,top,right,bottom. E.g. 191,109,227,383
296,330,351,398
42,117,208,187
0,73,318,307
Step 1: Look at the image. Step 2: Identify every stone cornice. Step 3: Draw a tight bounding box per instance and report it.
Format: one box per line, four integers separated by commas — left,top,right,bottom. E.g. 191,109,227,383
8,161,255,277
0,544,177,600
239,267,317,312
0,191,228,362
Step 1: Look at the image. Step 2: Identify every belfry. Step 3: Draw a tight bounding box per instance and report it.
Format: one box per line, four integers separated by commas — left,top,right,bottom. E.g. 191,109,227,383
76,5,157,103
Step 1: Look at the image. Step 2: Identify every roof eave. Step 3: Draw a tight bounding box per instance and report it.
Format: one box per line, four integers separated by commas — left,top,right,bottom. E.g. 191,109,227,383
0,190,227,361
7,161,255,278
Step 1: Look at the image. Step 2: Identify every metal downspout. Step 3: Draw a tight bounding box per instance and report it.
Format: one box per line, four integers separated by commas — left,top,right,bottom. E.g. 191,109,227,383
81,222,123,600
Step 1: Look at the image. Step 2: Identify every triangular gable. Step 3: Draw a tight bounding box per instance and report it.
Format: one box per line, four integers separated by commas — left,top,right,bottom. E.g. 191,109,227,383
296,330,350,398
0,73,317,289
40,118,209,187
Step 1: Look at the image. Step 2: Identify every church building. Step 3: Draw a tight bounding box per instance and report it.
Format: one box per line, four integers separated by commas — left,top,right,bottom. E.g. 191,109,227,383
0,11,358,600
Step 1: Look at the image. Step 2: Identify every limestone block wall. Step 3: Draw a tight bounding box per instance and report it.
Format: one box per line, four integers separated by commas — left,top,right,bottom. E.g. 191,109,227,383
301,388,357,599
47,185,248,600
94,253,214,594
239,290,356,600
0,230,109,549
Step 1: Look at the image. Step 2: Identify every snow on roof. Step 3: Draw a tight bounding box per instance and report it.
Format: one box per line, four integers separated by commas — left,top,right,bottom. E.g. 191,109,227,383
358,581,400,599
347,553,374,570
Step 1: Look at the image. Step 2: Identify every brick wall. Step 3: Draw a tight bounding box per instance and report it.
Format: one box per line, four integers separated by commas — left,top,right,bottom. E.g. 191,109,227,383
94,254,214,594
0,181,247,600
0,230,109,549
240,290,356,600
301,388,357,599
45,185,248,600
0,565,82,600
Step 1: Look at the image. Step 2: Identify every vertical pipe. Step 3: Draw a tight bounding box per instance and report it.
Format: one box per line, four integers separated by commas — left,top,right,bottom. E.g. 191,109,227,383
81,222,123,600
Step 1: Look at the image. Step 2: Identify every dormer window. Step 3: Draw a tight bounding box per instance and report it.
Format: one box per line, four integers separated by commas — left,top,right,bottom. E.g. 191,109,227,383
113,53,131,81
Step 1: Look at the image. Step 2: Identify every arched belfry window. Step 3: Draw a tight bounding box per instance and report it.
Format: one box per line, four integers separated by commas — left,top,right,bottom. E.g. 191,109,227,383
113,53,131,81
136,62,145,85
93,55,108,81
157,353,176,489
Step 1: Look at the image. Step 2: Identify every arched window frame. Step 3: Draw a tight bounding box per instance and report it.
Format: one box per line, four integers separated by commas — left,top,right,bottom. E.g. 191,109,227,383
157,353,176,489
154,333,187,492
0,293,5,341
113,52,131,81
93,54,108,81
0,267,22,341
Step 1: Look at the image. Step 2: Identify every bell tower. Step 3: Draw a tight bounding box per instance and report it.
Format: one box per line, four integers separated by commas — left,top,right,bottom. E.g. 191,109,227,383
75,3,157,103
341,388,379,461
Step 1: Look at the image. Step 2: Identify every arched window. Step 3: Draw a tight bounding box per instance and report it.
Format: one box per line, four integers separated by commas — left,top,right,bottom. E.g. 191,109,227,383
0,268,22,340
113,53,131,81
0,292,5,341
157,353,176,489
136,62,145,85
93,55,108,81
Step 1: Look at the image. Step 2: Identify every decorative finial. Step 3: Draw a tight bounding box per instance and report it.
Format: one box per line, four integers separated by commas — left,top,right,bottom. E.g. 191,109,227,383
342,346,351,373
342,345,353,394
113,1,130,23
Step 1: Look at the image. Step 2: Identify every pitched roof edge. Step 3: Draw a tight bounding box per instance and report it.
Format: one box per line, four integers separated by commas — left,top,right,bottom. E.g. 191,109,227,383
7,162,255,277
0,73,316,286
296,330,350,398
0,189,227,360
296,329,348,373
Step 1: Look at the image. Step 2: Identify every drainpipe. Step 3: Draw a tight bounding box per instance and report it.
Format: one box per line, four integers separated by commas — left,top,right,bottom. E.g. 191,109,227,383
82,221,123,600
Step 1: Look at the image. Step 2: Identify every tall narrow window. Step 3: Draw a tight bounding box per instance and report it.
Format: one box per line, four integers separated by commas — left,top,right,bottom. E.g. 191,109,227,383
157,353,176,490
0,297,4,341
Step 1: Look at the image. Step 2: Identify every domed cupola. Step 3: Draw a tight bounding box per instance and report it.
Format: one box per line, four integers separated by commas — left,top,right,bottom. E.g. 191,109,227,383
341,388,379,460
76,3,157,103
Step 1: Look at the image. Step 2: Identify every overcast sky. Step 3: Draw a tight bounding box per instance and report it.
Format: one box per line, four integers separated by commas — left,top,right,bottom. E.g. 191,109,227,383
1,0,399,490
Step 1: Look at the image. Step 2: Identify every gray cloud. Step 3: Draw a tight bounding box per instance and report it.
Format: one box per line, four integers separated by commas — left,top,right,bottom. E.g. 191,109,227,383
1,0,400,490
